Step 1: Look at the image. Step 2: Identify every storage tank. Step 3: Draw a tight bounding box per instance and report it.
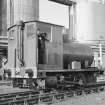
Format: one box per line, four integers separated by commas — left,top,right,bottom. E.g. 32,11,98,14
7,0,39,27
76,2,105,42
63,42,94,69
0,0,7,36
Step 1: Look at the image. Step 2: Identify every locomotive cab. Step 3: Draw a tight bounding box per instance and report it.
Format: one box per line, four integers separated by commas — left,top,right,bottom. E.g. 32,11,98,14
7,21,64,88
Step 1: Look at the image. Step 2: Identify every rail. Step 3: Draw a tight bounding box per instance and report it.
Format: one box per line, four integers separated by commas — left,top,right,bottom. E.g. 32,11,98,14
0,85,105,105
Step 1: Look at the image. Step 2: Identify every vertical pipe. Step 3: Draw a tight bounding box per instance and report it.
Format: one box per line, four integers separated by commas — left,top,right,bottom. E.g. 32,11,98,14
73,4,76,40
17,23,21,66
99,42,102,68
17,26,20,63
16,21,25,67
0,0,2,36
10,0,14,26
68,3,76,40
21,29,24,63
36,27,39,66
68,6,71,36
14,49,16,68
50,26,53,42
19,26,21,61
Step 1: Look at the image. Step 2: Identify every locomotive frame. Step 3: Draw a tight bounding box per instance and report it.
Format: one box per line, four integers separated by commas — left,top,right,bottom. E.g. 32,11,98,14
5,20,105,90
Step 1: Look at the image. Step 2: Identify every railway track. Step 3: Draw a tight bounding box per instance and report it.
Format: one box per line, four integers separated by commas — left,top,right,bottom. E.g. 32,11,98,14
0,85,105,105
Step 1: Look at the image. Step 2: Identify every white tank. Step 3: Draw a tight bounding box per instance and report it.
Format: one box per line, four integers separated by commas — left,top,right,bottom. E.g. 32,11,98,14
7,0,39,27
76,2,105,42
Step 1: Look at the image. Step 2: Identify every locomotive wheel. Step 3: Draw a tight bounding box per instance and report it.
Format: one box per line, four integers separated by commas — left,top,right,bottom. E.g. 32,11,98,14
75,73,86,86
45,76,57,89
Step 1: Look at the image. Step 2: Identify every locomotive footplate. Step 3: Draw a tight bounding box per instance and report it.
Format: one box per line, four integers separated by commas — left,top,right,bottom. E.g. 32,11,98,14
83,82,105,88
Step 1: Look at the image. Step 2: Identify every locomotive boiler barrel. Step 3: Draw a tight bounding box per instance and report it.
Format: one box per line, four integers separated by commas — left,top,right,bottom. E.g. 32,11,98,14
63,43,94,69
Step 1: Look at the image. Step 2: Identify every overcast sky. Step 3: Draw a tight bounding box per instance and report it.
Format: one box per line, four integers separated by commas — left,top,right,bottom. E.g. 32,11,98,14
39,0,69,28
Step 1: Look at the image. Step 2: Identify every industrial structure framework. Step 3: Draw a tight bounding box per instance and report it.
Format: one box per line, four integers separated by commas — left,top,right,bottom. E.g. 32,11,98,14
0,0,105,67
0,0,105,105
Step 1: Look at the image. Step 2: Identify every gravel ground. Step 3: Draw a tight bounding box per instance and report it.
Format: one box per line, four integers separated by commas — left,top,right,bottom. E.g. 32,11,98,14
52,92,105,105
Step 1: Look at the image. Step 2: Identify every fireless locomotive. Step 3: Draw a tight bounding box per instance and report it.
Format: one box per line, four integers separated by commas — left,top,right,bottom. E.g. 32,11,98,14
6,20,105,90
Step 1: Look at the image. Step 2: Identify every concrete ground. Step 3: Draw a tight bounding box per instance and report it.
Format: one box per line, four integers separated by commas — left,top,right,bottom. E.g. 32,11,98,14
0,84,30,95
0,82,105,105
52,91,105,105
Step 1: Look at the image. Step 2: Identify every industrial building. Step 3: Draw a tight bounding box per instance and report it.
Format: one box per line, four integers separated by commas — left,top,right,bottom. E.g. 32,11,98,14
0,0,105,68
69,0,105,68
0,0,105,105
